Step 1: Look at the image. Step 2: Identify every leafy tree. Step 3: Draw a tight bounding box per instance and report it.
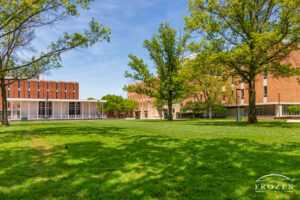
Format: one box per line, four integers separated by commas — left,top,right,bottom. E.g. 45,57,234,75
123,99,139,117
182,43,233,119
101,95,124,118
87,97,96,100
288,105,300,115
125,23,188,121
0,0,111,125
101,95,138,118
185,0,300,124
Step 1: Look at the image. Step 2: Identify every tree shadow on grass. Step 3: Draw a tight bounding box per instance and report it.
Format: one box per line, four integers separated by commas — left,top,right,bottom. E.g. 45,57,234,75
188,121,298,128
0,127,299,200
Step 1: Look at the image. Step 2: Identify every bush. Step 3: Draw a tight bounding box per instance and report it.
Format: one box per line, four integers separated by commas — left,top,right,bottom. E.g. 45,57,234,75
288,105,300,115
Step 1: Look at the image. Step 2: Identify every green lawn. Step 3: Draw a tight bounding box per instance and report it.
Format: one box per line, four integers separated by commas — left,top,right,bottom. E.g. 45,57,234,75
0,119,299,200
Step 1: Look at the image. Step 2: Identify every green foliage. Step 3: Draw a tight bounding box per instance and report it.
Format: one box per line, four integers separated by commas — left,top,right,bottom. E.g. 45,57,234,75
123,99,139,113
182,101,204,114
185,0,300,123
181,42,233,118
101,94,138,117
87,97,96,100
125,23,188,120
288,105,300,115
101,95,125,117
0,0,111,125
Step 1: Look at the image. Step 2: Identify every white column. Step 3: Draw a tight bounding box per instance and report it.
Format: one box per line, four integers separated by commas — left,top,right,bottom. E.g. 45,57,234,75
89,103,90,118
67,102,69,119
37,102,39,119
52,102,54,119
60,102,63,119
28,102,30,119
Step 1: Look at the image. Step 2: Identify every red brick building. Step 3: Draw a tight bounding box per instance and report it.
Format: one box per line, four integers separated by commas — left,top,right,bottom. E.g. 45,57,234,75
128,50,300,119
1,76,106,120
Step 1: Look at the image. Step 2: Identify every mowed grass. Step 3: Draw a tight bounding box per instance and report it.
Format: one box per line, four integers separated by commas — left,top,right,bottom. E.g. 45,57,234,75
0,119,299,200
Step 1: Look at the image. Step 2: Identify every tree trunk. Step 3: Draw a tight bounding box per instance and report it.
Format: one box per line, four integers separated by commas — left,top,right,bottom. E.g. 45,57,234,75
1,77,9,126
208,106,213,119
167,100,173,121
248,77,258,124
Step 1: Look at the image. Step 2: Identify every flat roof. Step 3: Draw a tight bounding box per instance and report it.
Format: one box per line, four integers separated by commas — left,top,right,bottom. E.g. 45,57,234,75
7,98,107,103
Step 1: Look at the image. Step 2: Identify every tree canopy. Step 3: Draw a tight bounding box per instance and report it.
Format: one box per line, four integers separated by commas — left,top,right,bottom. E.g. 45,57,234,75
125,23,188,121
185,0,300,123
0,0,111,125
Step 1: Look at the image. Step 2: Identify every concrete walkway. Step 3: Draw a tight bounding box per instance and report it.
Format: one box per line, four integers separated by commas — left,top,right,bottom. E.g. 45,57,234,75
287,120,300,123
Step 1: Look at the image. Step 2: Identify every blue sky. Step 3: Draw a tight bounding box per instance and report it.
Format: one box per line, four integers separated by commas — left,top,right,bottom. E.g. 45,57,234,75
35,0,189,99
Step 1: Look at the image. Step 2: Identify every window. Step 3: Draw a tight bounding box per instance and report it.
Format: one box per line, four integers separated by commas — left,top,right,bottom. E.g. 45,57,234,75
39,102,52,117
47,91,49,99
69,102,80,115
223,96,225,102
38,91,40,98
65,83,67,90
264,73,267,80
56,91,58,99
73,83,75,91
7,80,10,89
7,90,10,98
28,81,30,89
231,76,234,84
73,92,75,99
264,86,267,97
241,78,244,83
18,90,20,98
172,108,175,113
47,82,49,90
8,102,10,108
38,81,40,90
241,89,244,100
18,80,20,89
56,83,58,90
65,92,67,99
28,91,30,98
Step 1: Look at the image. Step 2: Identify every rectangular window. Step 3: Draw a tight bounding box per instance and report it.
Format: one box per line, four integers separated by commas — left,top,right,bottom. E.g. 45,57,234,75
38,91,40,98
18,90,20,98
7,90,10,98
264,73,267,80
65,92,67,99
8,80,10,89
73,92,75,99
56,83,58,90
28,90,30,98
47,82,49,90
264,86,267,97
73,83,75,91
8,102,10,108
65,83,67,90
56,91,58,99
47,91,49,99
231,76,234,84
28,80,30,89
38,81,40,90
241,89,244,100
18,80,20,89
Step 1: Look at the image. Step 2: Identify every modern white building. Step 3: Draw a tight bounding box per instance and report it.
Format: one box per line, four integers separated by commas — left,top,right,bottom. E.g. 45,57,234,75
7,98,106,121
